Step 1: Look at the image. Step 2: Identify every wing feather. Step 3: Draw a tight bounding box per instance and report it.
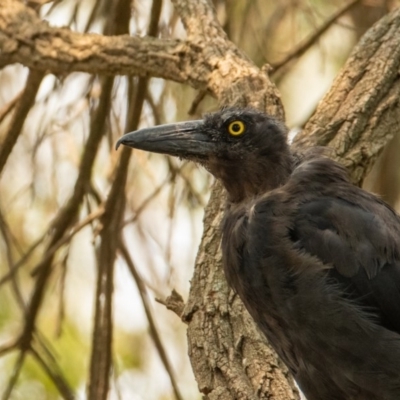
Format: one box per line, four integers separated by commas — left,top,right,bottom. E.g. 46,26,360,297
291,196,400,333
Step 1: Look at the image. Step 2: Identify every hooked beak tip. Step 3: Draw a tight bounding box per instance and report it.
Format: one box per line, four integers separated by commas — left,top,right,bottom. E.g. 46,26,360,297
115,136,126,151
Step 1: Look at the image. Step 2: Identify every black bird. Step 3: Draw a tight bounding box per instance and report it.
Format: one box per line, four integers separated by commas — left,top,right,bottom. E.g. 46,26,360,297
117,108,400,400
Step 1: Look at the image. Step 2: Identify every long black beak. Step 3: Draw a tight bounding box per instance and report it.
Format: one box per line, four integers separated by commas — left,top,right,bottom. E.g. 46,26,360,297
116,120,214,160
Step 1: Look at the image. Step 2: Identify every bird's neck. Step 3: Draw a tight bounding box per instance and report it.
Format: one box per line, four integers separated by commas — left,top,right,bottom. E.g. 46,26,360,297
218,152,294,204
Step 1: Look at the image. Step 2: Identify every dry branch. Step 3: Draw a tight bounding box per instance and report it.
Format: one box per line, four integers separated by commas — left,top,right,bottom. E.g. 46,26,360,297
0,0,283,117
271,0,362,74
0,1,182,80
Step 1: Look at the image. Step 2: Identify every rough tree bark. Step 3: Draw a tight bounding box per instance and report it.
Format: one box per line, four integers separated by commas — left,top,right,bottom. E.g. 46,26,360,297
1,0,400,399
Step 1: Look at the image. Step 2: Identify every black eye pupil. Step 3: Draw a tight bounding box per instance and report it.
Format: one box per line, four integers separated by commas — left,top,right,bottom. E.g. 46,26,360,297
232,123,240,132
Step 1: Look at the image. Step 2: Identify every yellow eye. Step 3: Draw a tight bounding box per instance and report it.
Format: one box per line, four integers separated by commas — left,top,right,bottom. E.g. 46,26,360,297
227,120,245,136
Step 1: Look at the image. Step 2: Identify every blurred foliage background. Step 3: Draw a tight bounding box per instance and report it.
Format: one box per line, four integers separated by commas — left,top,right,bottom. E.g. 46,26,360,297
0,0,400,399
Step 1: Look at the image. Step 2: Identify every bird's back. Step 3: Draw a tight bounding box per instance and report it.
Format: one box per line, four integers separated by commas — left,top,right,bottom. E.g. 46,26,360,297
222,156,400,400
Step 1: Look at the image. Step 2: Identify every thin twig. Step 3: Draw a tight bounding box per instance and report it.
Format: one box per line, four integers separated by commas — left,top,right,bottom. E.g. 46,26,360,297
30,345,75,400
0,230,47,287
1,351,26,400
271,0,361,74
0,69,45,175
167,158,206,207
155,289,185,318
118,240,184,400
0,91,22,125
0,340,18,357
0,207,25,309
188,90,207,115
123,174,171,227
55,250,69,337
0,207,104,286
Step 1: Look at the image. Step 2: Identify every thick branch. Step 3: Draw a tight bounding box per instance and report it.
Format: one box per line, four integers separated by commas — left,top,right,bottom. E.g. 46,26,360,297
0,1,184,80
0,0,283,117
294,8,400,185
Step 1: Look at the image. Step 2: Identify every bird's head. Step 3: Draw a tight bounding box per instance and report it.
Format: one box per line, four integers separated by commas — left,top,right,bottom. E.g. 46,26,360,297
117,108,293,202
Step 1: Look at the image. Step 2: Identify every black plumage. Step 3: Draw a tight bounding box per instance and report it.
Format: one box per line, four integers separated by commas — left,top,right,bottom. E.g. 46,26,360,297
117,108,400,400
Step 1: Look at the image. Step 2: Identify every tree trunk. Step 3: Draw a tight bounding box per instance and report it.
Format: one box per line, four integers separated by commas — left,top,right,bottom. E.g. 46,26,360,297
182,6,400,400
